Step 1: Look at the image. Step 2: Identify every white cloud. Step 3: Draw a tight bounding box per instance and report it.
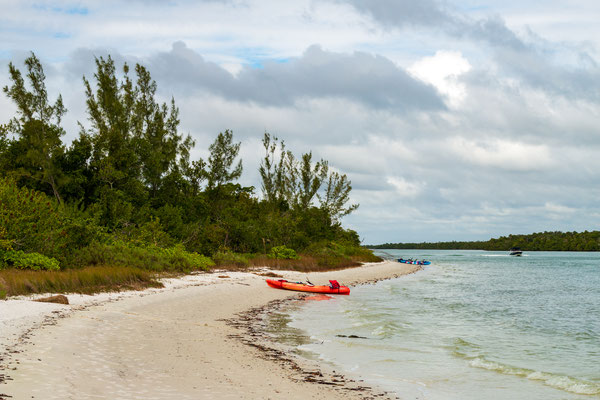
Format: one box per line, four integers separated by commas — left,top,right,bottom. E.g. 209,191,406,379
544,202,576,215
386,176,424,197
449,137,553,171
408,50,472,107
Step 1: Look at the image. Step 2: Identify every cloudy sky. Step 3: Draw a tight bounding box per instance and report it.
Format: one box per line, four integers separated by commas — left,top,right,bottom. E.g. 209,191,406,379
2,0,600,244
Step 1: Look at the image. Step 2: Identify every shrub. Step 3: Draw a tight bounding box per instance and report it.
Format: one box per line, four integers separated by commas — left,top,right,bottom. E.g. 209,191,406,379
0,178,105,265
1,250,60,271
268,245,299,260
212,251,251,267
303,240,382,267
0,225,14,251
0,178,64,256
72,241,214,273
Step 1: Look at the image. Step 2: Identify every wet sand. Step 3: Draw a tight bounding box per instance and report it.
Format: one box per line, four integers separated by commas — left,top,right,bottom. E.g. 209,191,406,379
0,261,420,399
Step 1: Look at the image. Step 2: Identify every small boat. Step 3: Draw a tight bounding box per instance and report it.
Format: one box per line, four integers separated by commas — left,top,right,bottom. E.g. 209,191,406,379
398,258,431,265
509,247,523,256
266,279,350,295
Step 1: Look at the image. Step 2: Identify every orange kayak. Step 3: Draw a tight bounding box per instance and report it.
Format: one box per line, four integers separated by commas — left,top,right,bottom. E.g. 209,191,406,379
266,279,350,295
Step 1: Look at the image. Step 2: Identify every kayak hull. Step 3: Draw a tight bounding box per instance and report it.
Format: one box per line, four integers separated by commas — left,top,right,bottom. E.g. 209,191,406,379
266,279,350,295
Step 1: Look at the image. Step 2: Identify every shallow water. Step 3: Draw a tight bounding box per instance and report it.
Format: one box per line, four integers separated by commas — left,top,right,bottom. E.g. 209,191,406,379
273,250,600,399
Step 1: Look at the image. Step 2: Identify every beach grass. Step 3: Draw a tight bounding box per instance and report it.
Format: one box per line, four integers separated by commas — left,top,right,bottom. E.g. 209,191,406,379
218,250,382,272
0,243,382,298
0,266,164,299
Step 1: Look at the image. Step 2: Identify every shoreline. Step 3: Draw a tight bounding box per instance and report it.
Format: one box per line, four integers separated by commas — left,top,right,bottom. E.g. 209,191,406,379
0,261,420,399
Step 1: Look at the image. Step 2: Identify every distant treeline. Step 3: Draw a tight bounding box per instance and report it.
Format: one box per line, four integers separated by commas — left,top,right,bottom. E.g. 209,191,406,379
369,231,600,252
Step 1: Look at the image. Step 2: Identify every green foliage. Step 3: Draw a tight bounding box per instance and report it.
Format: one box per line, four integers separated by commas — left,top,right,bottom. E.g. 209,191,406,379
3,52,66,203
268,245,299,260
0,53,366,286
212,250,251,267
1,249,60,271
304,241,381,267
319,171,359,221
81,55,194,227
206,129,243,190
259,132,358,222
370,231,600,252
113,217,176,248
75,241,214,273
0,226,14,251
0,177,103,264
296,152,328,211
259,132,289,204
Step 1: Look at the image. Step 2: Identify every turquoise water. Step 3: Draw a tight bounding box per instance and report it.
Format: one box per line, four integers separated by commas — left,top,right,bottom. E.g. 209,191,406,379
281,250,600,399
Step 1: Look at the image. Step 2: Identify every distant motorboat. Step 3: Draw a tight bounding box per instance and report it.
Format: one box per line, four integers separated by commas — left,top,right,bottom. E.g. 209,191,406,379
509,247,523,256
398,258,431,265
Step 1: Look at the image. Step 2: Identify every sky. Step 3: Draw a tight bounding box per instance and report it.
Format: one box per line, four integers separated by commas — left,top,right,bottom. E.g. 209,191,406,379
1,0,600,245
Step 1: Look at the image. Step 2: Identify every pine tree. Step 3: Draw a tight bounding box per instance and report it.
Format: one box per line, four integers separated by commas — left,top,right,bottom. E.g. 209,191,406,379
206,130,242,190
3,52,67,203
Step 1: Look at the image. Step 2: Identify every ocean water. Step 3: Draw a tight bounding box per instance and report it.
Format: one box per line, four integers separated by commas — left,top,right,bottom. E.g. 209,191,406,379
273,250,600,399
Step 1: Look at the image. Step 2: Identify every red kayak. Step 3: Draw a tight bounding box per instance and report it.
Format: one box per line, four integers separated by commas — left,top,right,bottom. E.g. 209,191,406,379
266,279,350,295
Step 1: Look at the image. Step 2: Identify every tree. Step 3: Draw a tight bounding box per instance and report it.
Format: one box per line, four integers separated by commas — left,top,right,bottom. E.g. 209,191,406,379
0,124,8,163
3,52,67,203
131,64,193,201
319,171,359,221
82,56,195,225
206,130,242,190
296,152,328,211
58,131,95,204
259,132,294,204
82,55,139,198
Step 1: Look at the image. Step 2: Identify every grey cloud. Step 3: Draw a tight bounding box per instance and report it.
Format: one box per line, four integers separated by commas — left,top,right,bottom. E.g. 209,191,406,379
493,46,600,101
341,0,600,102
147,41,445,111
64,47,139,80
341,0,525,50
341,0,452,29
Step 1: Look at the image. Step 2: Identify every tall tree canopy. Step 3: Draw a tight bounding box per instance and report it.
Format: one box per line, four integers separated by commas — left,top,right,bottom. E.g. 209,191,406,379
2,52,66,203
206,129,242,190
80,56,194,226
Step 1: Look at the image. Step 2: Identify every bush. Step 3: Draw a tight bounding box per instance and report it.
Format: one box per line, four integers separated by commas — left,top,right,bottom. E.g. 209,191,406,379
0,225,14,251
268,245,299,260
0,178,65,255
1,250,60,271
73,241,214,273
0,178,105,265
303,241,382,267
212,251,251,267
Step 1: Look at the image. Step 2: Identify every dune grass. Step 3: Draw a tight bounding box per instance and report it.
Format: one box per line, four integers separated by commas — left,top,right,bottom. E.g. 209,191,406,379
0,266,164,299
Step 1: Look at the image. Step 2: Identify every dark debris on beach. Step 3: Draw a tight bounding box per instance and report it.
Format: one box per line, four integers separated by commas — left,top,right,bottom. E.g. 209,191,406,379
223,296,400,400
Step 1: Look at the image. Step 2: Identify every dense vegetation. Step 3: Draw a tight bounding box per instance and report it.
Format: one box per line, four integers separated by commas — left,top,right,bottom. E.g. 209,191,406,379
0,52,378,296
370,231,600,251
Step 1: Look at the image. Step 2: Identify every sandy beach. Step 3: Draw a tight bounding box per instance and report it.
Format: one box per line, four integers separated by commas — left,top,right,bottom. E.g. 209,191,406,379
0,261,420,400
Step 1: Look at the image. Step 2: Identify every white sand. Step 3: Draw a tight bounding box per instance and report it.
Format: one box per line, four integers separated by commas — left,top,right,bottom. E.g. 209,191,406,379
0,261,420,399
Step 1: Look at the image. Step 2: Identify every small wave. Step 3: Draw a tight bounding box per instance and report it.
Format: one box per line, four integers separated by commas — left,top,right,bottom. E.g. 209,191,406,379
451,337,482,359
467,357,600,395
453,337,481,350
370,321,404,338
